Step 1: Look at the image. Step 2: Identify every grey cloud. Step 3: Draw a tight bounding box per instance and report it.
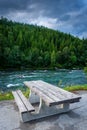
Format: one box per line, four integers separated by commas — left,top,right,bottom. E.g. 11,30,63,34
0,0,87,38
59,14,71,21
0,0,83,16
71,8,87,37
35,0,83,18
0,0,30,15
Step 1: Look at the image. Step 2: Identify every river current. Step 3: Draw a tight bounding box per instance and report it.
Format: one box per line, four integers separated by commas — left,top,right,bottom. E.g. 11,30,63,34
0,70,87,92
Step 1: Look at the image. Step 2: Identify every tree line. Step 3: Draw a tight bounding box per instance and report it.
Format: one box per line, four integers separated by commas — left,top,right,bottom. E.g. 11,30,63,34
0,17,87,69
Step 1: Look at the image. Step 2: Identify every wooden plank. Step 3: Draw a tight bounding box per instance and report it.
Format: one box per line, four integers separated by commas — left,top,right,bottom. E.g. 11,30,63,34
37,80,81,101
30,80,81,104
24,81,70,106
37,80,74,97
33,81,65,100
24,81,55,106
17,90,35,112
12,91,27,113
30,81,60,102
24,80,81,105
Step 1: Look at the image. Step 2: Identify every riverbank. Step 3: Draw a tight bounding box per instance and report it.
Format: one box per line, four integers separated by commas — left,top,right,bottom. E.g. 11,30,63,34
0,67,83,71
64,84,87,91
0,88,29,101
0,85,87,101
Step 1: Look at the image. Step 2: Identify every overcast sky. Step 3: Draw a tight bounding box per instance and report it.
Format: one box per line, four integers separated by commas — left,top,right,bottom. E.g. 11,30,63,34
0,0,87,38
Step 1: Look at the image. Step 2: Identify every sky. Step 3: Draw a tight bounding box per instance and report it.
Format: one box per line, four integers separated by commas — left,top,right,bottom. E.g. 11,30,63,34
0,0,87,38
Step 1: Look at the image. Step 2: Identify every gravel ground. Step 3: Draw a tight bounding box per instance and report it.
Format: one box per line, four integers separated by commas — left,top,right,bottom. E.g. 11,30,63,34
0,91,87,130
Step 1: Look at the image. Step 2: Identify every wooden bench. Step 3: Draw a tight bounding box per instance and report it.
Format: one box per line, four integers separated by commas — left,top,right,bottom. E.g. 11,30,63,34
12,90,35,122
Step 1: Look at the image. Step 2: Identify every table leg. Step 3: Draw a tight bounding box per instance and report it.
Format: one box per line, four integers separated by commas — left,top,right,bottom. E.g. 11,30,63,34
63,103,69,111
38,101,70,115
29,89,40,104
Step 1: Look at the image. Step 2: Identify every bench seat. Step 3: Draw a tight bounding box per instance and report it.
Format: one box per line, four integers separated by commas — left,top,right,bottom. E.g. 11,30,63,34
12,90,35,122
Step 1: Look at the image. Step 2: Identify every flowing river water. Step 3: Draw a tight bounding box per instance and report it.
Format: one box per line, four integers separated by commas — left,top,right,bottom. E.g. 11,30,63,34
0,69,87,92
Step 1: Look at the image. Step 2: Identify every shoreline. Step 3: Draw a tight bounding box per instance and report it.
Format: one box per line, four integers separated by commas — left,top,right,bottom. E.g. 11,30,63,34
0,85,87,101
0,67,83,71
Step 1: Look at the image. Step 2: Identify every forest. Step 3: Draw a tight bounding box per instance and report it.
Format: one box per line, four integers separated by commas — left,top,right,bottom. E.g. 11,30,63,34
0,17,87,69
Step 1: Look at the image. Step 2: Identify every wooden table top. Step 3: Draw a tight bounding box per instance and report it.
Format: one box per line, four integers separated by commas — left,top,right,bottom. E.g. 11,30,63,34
24,80,81,106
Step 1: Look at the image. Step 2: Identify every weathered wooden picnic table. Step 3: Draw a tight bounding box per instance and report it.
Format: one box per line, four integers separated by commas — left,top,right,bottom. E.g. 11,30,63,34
12,80,81,122
23,80,81,122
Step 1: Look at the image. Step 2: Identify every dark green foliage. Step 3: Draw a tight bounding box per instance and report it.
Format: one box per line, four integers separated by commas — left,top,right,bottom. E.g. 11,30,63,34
0,17,87,69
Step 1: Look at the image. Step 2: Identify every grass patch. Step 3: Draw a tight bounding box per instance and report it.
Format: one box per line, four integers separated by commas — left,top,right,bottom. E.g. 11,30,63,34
0,88,30,101
22,88,30,98
0,85,87,101
0,92,14,101
64,84,87,92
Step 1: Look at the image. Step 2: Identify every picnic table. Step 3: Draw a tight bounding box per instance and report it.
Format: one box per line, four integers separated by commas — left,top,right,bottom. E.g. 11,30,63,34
12,80,81,122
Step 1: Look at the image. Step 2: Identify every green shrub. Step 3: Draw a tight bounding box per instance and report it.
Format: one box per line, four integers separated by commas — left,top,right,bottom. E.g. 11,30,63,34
0,92,14,101
0,88,30,101
84,67,87,73
64,84,87,91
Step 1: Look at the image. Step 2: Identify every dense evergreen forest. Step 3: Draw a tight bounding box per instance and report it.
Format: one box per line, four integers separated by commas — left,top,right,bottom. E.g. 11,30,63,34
0,17,87,69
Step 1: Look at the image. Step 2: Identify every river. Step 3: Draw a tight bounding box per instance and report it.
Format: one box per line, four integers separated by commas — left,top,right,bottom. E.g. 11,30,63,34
0,69,87,92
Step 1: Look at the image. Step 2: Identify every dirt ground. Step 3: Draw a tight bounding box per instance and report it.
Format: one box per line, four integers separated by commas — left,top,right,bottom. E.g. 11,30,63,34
0,91,87,130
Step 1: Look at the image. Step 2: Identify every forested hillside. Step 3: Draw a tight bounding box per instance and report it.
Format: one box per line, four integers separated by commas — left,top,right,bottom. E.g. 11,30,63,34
0,17,87,69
